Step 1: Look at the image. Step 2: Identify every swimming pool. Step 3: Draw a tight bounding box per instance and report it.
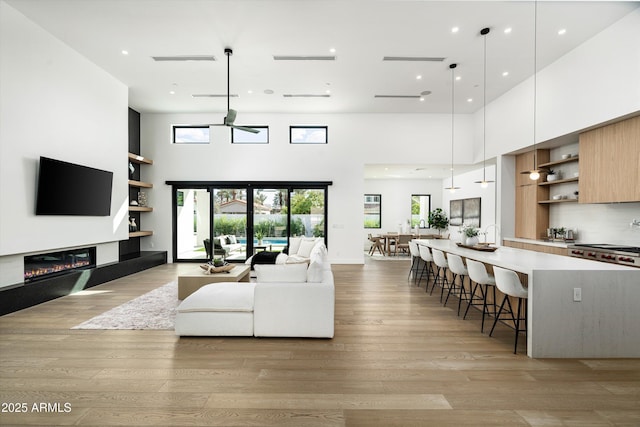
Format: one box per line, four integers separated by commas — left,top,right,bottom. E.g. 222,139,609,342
237,238,288,245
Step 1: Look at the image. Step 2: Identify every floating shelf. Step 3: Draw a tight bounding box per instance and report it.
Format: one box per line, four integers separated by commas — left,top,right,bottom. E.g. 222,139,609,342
128,152,153,165
128,206,153,212
128,179,153,188
539,199,579,204
538,156,579,168
538,177,579,186
129,230,153,238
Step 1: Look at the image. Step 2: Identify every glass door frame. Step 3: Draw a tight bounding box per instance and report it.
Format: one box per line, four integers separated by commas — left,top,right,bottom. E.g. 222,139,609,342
167,180,332,262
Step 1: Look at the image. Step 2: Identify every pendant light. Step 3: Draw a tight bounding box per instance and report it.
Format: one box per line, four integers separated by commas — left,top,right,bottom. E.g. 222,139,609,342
444,63,460,193
475,27,495,188
520,0,542,181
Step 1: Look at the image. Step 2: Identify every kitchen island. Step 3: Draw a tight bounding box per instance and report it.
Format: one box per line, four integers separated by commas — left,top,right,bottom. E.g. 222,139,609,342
415,239,640,358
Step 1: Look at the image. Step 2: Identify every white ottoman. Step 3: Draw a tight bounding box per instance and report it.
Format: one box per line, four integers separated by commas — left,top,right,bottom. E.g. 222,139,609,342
175,282,256,336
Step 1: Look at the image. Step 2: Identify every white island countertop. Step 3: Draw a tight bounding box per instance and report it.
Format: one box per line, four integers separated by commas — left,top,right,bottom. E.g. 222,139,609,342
415,239,640,358
415,239,637,275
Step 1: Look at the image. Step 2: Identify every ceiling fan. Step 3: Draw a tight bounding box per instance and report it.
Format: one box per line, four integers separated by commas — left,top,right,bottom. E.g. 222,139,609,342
210,48,259,134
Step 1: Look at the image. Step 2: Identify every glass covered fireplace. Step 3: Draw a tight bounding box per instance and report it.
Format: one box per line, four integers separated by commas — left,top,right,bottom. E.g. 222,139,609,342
24,247,96,283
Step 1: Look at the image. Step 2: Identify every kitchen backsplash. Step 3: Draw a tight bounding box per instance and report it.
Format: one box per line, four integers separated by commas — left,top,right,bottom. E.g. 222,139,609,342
550,202,640,245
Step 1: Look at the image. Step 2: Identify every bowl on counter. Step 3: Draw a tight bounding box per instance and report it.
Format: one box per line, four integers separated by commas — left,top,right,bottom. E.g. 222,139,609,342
552,195,562,200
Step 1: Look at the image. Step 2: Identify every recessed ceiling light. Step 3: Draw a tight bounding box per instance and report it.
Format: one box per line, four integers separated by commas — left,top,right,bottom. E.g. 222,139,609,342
169,90,175,95
455,76,461,81
121,50,129,55
502,71,509,77
416,75,422,80
329,47,336,53
326,89,331,94
504,27,512,34
247,90,253,94
451,27,459,33
558,28,567,35
419,97,425,102
467,98,473,103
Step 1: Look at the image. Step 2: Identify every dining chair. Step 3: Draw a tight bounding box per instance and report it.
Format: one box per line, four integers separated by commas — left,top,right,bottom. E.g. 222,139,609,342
386,232,398,255
491,266,529,354
395,234,412,255
367,234,384,256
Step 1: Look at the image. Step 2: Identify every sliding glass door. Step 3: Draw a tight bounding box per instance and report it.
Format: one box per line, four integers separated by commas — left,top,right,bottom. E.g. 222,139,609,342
169,181,330,262
175,188,210,260
291,188,325,238
212,188,248,261
252,188,288,254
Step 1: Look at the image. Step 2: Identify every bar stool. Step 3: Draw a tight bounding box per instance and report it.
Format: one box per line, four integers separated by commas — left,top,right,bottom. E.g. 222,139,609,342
491,266,528,354
417,244,435,292
464,259,497,333
430,249,451,303
407,241,421,284
445,254,469,316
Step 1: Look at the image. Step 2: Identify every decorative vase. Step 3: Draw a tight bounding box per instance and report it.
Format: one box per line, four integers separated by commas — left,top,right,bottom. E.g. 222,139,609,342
465,236,479,246
547,174,558,182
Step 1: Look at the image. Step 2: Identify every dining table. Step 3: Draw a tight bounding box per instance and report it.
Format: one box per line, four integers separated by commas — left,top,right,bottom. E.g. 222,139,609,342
378,232,443,256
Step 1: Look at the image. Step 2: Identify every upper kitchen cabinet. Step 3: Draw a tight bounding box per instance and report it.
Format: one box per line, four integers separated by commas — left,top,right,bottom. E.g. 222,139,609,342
579,116,640,203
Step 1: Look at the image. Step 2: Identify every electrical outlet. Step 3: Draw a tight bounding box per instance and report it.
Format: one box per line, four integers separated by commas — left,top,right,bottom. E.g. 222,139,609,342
573,287,582,302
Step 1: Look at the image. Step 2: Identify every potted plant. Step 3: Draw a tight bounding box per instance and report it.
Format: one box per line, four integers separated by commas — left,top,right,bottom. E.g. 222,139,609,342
428,208,449,235
546,169,560,182
255,231,264,245
460,223,480,246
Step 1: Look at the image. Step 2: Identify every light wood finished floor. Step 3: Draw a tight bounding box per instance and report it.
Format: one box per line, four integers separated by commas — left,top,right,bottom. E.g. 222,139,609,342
1,258,639,426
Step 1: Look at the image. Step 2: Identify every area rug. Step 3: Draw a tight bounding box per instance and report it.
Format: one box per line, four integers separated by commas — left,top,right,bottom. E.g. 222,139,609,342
72,281,178,330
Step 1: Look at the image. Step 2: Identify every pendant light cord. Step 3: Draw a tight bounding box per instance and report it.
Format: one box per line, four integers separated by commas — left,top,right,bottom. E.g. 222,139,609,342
227,50,231,113
450,63,456,186
532,0,538,171
483,30,487,181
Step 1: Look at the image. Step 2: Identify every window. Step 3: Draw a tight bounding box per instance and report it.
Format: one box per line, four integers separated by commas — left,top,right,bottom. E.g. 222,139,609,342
173,126,210,144
364,194,381,228
290,126,328,144
231,126,269,144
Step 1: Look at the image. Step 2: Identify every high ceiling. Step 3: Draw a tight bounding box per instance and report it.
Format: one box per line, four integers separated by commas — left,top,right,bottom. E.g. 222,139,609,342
7,0,638,116
6,0,638,179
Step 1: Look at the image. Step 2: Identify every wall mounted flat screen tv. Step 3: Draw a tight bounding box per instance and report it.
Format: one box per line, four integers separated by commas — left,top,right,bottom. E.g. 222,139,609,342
36,156,113,216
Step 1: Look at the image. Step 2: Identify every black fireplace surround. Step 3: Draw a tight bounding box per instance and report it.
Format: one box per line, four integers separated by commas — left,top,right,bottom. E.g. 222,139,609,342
24,247,96,283
1,250,167,316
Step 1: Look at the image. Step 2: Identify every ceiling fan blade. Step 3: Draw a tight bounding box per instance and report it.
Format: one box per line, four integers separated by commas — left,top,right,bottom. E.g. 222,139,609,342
230,124,260,134
224,108,237,126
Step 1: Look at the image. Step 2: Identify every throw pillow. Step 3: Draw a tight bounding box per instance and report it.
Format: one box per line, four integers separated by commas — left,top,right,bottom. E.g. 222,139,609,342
255,264,308,283
306,260,324,283
229,235,237,244
250,251,280,269
297,239,317,258
288,237,303,255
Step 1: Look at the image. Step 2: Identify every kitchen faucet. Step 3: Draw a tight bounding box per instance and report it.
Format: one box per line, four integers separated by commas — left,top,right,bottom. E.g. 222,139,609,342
483,224,500,244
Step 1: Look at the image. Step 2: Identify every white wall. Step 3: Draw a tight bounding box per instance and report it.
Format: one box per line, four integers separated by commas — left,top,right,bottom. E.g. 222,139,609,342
0,3,128,287
482,8,640,161
363,178,443,248
442,165,498,243
141,112,475,264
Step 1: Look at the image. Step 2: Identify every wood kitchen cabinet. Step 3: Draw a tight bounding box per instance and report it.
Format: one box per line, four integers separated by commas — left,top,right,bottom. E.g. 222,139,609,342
579,116,640,203
514,149,549,239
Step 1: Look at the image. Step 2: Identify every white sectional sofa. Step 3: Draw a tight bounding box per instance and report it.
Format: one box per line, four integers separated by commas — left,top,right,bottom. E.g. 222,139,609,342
175,241,334,338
